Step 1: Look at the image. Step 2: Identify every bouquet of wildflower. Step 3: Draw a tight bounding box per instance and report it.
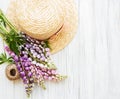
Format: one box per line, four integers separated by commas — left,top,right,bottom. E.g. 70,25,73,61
0,9,66,97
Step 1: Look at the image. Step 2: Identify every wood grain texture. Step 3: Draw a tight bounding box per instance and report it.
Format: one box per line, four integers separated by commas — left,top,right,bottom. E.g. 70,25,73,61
0,0,120,99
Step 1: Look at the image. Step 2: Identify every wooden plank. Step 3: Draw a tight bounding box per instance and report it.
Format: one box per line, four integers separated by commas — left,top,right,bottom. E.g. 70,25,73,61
0,1,14,99
79,0,120,99
1,0,120,99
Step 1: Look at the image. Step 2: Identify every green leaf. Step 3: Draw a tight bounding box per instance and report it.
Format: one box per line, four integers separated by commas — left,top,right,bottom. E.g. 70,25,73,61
9,41,19,55
0,53,13,65
0,62,4,65
0,10,25,55
44,40,51,49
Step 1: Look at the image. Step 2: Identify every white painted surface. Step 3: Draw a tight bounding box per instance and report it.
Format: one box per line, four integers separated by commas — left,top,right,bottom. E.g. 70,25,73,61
0,0,120,99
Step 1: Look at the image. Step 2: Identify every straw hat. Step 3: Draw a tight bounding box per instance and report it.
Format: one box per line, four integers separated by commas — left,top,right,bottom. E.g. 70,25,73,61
7,0,78,54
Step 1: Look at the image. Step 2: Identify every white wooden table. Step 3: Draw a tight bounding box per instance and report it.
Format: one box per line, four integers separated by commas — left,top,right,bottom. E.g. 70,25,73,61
1,0,120,99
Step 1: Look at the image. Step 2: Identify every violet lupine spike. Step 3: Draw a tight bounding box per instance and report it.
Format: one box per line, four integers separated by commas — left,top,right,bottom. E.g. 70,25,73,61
20,34,56,69
4,33,66,96
5,46,34,96
30,65,46,89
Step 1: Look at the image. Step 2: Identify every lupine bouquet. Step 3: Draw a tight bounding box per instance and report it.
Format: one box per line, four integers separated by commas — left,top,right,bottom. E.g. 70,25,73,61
0,9,66,97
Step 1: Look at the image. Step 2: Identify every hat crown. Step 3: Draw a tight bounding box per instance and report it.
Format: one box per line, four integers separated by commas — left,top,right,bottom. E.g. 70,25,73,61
7,0,78,53
16,0,65,39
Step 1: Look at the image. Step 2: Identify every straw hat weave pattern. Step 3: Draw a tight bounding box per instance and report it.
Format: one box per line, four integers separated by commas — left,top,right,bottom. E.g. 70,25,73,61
7,0,78,54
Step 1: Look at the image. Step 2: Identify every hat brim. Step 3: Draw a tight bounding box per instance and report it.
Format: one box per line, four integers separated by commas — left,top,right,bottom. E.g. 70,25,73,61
7,0,78,54
49,0,78,54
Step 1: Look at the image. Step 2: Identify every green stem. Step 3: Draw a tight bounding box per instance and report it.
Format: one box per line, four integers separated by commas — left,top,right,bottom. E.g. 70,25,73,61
0,25,9,34
0,9,18,33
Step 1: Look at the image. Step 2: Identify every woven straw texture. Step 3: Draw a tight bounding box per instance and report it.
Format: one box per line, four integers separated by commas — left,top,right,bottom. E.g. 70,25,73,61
7,0,78,54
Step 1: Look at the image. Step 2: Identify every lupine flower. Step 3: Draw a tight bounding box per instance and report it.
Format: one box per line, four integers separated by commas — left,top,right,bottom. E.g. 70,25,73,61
5,33,66,97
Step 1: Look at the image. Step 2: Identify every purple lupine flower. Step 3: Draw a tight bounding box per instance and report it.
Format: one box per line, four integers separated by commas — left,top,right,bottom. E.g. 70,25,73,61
37,54,41,59
45,52,51,57
25,67,30,71
40,57,45,61
28,72,32,77
35,47,40,51
4,33,66,96
51,70,57,75
10,53,15,57
20,71,25,78
26,44,31,48
45,48,50,52
24,79,29,84
14,55,19,62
